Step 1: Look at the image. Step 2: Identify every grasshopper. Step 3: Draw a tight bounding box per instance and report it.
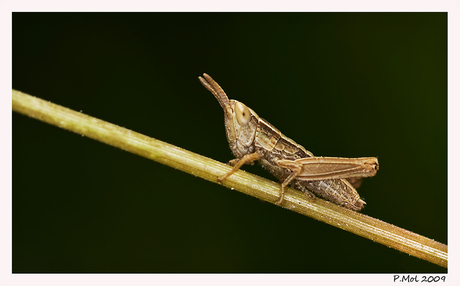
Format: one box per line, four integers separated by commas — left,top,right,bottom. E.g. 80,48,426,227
199,73,379,211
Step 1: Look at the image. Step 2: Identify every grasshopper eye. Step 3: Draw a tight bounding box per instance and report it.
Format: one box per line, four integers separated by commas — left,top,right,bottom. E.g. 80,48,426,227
235,101,251,126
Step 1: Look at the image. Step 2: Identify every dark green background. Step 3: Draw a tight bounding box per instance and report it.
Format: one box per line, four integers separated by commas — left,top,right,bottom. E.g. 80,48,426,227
13,13,447,273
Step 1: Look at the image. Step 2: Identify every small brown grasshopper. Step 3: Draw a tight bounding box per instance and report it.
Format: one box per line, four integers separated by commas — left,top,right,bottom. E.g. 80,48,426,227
199,73,379,211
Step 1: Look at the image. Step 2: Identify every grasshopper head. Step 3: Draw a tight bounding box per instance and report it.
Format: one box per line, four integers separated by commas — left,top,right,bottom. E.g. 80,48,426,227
199,73,259,158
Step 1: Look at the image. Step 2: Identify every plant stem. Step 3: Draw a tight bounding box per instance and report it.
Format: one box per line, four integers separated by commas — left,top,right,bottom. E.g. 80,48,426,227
12,89,447,268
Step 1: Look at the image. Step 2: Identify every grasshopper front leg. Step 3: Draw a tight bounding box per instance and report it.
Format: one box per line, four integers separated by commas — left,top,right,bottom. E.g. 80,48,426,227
218,152,261,182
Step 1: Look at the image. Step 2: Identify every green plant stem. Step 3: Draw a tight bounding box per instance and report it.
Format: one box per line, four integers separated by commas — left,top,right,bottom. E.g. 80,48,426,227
12,89,447,268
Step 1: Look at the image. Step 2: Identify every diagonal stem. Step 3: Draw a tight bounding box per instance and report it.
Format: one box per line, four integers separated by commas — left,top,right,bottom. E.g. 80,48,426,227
12,89,447,268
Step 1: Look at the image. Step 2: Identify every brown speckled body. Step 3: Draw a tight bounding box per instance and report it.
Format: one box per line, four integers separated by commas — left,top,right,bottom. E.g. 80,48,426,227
199,73,378,211
253,118,365,211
